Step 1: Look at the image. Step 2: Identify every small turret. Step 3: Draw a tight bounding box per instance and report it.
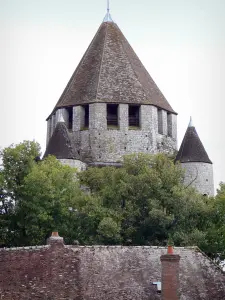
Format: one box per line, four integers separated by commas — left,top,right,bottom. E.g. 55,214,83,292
176,117,214,196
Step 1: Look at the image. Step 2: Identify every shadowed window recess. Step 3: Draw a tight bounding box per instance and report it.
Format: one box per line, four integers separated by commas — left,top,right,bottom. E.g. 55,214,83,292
129,105,140,128
107,104,118,127
81,105,89,129
66,107,73,130
158,109,163,134
167,112,172,137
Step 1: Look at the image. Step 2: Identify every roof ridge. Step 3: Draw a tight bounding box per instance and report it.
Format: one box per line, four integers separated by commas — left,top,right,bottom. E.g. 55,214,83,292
0,245,49,251
194,246,225,274
95,22,109,100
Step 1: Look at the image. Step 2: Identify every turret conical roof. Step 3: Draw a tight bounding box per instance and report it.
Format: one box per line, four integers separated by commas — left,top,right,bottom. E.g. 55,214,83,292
44,121,77,159
48,20,176,119
176,118,212,164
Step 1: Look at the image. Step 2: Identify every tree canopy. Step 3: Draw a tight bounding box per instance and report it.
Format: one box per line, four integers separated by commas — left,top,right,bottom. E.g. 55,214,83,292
0,141,225,262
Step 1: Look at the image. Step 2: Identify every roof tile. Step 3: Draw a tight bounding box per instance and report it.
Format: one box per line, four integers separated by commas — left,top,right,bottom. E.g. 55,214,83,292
50,21,176,118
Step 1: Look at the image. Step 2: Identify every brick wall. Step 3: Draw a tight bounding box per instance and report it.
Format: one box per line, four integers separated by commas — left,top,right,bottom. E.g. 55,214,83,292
161,254,180,300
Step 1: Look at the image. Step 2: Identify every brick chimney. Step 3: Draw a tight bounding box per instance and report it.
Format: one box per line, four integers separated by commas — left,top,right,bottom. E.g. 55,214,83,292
160,246,180,300
47,232,64,247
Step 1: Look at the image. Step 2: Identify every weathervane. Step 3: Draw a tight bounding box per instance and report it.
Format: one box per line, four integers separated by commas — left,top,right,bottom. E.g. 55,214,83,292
103,0,113,22
107,0,110,13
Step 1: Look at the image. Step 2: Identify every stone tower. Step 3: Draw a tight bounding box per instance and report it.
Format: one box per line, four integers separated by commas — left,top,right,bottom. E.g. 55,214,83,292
44,12,177,169
176,117,214,196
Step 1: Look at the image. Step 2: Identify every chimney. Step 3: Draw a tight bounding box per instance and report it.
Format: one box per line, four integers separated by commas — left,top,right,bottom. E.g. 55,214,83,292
47,232,64,247
160,246,180,300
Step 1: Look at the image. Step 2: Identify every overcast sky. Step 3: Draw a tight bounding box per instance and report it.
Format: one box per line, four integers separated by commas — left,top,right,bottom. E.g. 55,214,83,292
0,0,224,191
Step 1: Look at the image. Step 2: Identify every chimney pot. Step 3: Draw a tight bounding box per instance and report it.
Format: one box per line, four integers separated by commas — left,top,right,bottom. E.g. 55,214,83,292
47,232,64,247
167,245,173,254
51,231,59,237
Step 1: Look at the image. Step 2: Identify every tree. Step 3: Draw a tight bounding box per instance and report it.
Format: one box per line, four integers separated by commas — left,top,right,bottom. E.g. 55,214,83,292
0,140,41,200
0,141,41,246
6,155,99,246
0,142,221,261
79,153,213,247
0,141,120,247
203,182,225,261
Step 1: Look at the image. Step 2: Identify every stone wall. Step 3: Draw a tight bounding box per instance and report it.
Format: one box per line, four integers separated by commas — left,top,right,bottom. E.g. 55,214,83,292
59,159,87,171
46,104,177,163
181,162,214,196
65,104,177,163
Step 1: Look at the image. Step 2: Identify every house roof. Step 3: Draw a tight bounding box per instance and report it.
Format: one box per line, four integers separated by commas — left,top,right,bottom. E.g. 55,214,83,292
1,244,225,299
44,121,77,159
48,20,176,119
176,118,212,164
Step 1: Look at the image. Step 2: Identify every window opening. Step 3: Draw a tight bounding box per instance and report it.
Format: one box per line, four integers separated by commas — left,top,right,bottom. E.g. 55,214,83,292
158,109,163,134
167,112,172,137
82,105,89,129
107,104,118,128
66,107,73,130
129,105,140,128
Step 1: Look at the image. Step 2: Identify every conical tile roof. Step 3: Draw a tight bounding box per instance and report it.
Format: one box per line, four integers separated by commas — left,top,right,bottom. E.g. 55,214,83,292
48,20,176,118
44,122,77,159
176,119,212,164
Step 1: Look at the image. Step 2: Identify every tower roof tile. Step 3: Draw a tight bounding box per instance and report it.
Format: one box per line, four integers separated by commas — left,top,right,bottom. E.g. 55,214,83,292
48,21,176,119
44,122,77,159
176,119,212,164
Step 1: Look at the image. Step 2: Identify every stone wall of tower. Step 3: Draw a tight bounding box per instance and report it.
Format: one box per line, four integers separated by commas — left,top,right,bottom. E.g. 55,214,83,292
157,112,177,154
59,159,87,171
66,103,177,164
181,162,214,196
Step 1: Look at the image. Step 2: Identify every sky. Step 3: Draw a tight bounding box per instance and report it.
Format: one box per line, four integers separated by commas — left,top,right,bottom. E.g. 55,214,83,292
0,0,225,192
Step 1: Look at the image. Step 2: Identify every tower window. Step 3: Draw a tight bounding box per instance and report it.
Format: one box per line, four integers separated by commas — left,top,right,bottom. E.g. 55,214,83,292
81,105,89,129
84,105,89,128
158,109,163,134
129,105,140,128
107,104,118,127
167,113,172,137
66,107,73,130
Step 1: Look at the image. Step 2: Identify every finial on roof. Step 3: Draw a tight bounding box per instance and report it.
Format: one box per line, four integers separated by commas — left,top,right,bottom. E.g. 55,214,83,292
103,0,113,22
188,116,194,127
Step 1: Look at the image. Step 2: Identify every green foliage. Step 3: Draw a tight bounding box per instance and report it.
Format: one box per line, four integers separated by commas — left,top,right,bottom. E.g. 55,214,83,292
0,141,119,246
0,141,41,246
202,182,225,260
0,142,224,262
79,153,212,248
97,217,122,244
1,140,41,194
